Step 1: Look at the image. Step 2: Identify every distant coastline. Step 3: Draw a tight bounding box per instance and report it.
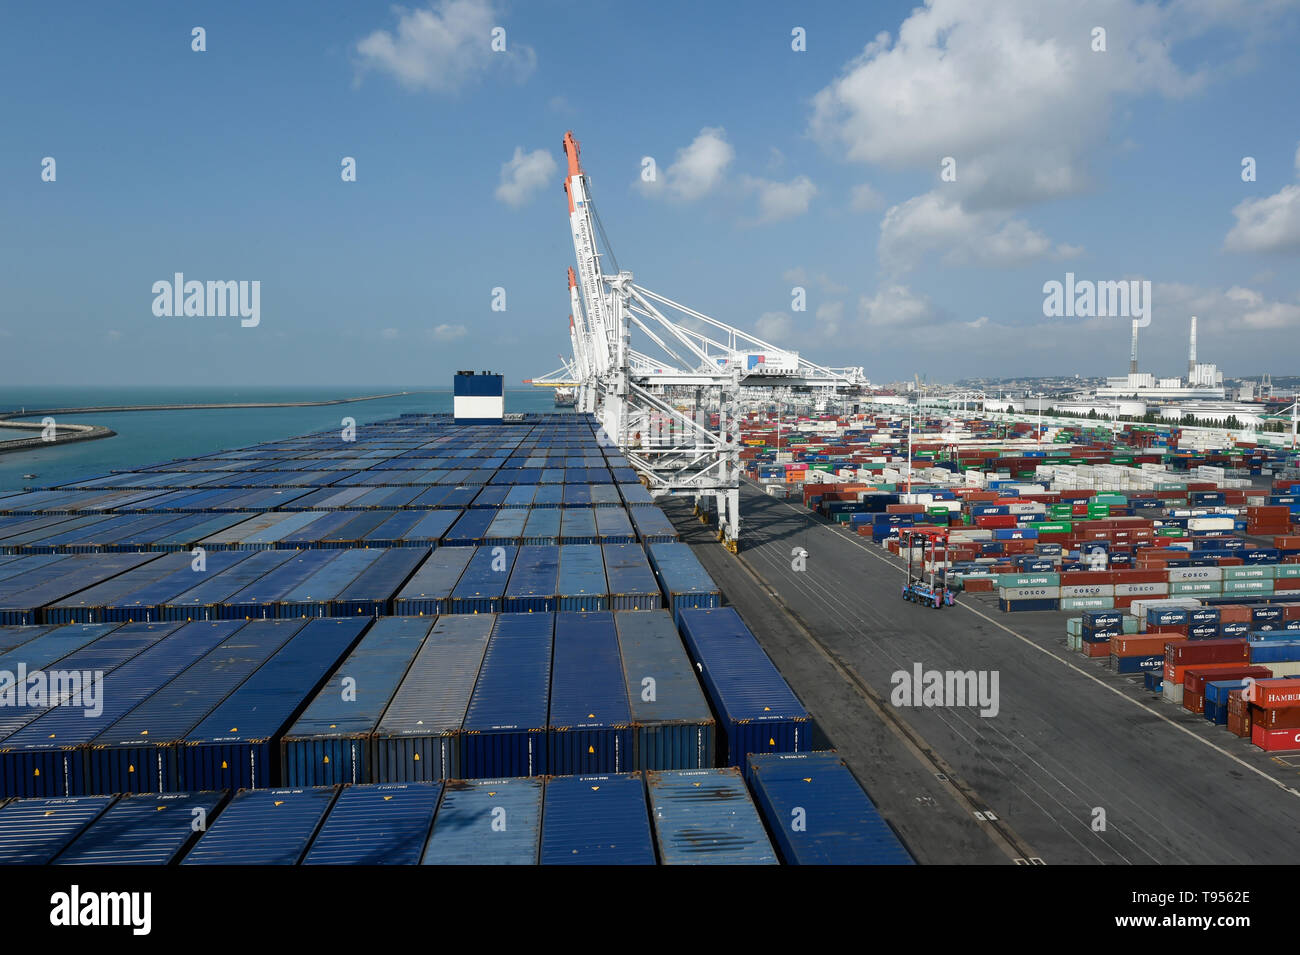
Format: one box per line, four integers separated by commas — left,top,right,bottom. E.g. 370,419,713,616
0,391,410,457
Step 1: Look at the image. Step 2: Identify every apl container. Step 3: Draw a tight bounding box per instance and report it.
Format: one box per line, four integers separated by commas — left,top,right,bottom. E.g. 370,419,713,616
677,607,810,769
372,614,492,782
302,782,442,865
747,751,914,864
181,786,338,865
540,773,655,865
549,612,633,774
460,613,553,778
645,767,777,865
420,777,543,865
281,616,434,786
614,610,716,769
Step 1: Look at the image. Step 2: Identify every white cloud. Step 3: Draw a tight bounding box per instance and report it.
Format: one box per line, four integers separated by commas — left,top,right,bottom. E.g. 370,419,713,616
743,174,817,224
810,1,1286,270
816,301,844,336
966,315,990,329
640,127,735,201
1158,282,1300,332
380,327,399,340
495,146,558,207
857,284,946,328
879,192,1054,269
850,183,884,212
755,311,794,342
356,0,535,93
1224,184,1300,254
431,323,468,341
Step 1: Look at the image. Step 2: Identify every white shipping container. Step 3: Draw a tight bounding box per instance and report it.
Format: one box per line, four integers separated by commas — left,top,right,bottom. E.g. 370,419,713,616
1061,584,1116,598
1113,582,1170,596
1167,566,1223,582
999,586,1062,600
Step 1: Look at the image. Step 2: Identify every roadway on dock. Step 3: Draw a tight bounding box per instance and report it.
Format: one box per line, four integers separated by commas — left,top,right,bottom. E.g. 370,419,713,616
663,481,1300,865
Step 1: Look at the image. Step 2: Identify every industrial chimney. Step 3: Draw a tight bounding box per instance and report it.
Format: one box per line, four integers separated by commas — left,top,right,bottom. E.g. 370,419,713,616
1188,315,1198,382
1129,320,1139,375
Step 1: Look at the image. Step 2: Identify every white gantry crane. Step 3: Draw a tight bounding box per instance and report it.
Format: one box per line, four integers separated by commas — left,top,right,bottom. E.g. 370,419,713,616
559,130,867,551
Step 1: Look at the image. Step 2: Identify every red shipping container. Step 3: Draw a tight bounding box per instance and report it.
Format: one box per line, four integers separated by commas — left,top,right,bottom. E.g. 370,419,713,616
1252,705,1300,729
1113,635,1184,657
1250,725,1300,752
1082,640,1111,659
1275,578,1300,592
1166,639,1250,667
1182,666,1273,714
1217,605,1252,624
1251,678,1300,709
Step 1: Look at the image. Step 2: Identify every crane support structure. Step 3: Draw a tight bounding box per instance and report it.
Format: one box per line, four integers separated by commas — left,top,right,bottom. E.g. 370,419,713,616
558,131,867,551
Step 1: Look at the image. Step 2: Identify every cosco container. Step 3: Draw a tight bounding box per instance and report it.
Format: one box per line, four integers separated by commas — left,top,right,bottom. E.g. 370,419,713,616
178,618,369,790
614,610,715,769
281,616,433,786
645,767,777,865
420,777,542,865
302,782,442,865
53,790,228,865
677,607,810,769
181,786,338,865
460,613,552,778
746,751,914,864
372,614,492,782
540,773,655,865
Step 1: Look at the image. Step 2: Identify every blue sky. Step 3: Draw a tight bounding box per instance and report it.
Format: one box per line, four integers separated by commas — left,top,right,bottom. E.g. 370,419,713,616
2,0,1298,387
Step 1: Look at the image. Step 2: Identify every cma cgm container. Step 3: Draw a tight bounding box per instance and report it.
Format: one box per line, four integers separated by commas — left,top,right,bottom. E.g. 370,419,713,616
181,786,339,865
0,620,238,798
557,544,609,611
677,608,810,770
540,773,655,865
301,782,442,865
602,544,662,610
0,795,115,864
178,618,369,790
503,545,559,613
52,791,228,865
549,612,633,774
614,610,716,769
281,616,434,786
420,777,543,865
390,547,474,616
746,751,914,865
646,767,777,865
372,614,493,782
646,542,721,622
459,613,552,778
86,619,303,794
